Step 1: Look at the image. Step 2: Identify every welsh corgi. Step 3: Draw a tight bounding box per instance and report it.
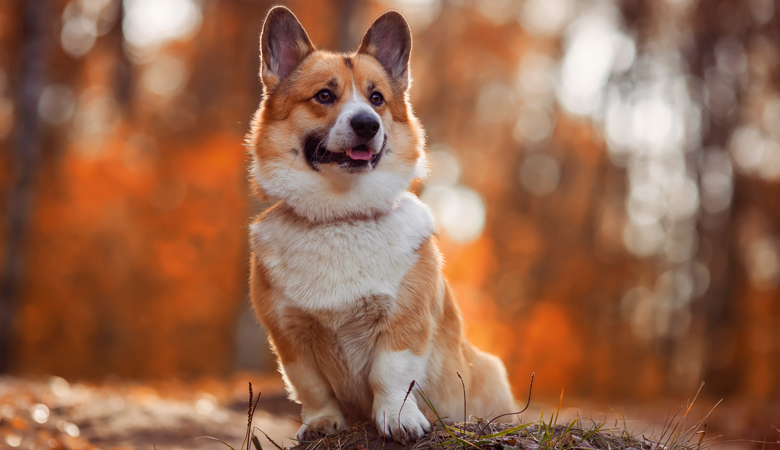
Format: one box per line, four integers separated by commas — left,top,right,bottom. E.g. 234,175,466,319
246,6,514,443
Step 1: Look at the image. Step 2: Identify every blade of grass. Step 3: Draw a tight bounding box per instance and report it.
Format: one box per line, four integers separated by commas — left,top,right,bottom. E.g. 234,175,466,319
693,399,723,450
416,385,479,449
536,408,545,441
254,427,284,450
574,418,608,449
196,436,237,450
557,417,579,450
555,389,564,428
251,436,263,450
657,404,684,449
480,422,534,439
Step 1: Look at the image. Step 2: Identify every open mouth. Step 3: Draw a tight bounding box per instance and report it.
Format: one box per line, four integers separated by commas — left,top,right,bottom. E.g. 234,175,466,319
304,136,384,171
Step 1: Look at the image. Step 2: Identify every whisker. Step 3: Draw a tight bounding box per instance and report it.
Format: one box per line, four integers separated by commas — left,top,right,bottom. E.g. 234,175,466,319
283,152,298,183
314,140,326,159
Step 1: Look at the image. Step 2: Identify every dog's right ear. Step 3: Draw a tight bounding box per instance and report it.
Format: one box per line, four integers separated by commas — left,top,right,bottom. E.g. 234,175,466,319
260,6,315,90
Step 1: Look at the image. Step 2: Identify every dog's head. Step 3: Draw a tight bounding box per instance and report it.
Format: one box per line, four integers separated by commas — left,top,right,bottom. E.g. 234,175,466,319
247,7,427,222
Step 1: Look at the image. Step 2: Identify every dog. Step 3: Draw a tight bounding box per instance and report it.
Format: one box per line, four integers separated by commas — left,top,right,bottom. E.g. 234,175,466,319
246,6,515,444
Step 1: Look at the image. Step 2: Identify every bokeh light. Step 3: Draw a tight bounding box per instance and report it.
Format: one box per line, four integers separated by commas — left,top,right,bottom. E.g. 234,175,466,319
421,145,486,244
123,0,202,56
38,84,76,126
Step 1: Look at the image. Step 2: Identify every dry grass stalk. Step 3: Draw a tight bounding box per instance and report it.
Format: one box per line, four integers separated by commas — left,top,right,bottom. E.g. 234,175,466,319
200,380,734,450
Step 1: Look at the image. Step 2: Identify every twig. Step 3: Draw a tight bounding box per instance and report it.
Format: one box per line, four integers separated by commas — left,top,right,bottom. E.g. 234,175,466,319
246,383,263,450
457,372,466,437
243,382,254,450
481,372,535,434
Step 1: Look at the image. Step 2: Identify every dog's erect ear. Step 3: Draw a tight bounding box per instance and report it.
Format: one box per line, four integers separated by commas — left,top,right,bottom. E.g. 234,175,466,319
260,6,315,89
358,11,412,92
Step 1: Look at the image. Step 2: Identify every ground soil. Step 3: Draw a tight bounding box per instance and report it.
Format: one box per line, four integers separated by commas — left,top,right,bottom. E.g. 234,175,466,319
0,376,775,450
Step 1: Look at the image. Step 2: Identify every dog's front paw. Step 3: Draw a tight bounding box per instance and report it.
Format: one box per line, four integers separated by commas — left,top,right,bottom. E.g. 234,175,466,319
374,404,430,444
297,409,347,441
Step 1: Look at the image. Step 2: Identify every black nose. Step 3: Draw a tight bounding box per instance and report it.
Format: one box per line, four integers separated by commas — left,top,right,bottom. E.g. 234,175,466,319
350,113,380,139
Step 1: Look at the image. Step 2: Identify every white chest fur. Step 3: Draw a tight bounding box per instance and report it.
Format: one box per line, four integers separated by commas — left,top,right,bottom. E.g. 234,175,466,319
251,192,435,311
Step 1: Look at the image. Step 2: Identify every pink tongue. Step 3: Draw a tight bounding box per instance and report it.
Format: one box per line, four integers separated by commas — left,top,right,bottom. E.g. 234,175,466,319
348,147,373,161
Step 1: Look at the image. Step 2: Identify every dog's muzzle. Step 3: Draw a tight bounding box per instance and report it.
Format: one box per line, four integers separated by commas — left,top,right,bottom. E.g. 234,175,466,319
304,135,386,171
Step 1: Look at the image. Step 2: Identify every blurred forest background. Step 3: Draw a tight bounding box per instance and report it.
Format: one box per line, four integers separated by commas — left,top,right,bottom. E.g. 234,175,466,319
1,0,779,443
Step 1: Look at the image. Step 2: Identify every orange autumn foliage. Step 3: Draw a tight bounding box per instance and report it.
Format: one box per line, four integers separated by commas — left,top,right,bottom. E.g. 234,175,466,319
14,132,248,378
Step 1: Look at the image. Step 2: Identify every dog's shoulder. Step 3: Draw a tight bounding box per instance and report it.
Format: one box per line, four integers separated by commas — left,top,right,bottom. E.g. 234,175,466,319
249,192,436,311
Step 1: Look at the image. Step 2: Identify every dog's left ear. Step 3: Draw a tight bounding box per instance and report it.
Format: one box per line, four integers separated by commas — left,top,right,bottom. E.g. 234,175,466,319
358,11,412,92
260,6,315,90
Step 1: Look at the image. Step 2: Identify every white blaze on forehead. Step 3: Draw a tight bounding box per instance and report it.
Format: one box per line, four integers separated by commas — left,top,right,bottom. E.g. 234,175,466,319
351,79,359,98
326,78,384,152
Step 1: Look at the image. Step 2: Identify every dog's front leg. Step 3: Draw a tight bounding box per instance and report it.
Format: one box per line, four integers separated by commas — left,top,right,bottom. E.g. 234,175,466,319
282,356,347,441
369,349,431,444
251,256,346,440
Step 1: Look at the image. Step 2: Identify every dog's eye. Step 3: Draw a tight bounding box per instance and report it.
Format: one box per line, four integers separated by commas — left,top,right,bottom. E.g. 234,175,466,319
370,92,384,106
315,89,334,104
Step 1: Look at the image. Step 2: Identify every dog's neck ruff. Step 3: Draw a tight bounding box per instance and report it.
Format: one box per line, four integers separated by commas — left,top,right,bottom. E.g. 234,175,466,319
252,153,427,223
276,201,393,224
250,192,435,312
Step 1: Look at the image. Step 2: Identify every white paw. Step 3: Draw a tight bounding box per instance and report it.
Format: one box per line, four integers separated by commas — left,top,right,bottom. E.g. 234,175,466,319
374,404,430,444
297,409,347,441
